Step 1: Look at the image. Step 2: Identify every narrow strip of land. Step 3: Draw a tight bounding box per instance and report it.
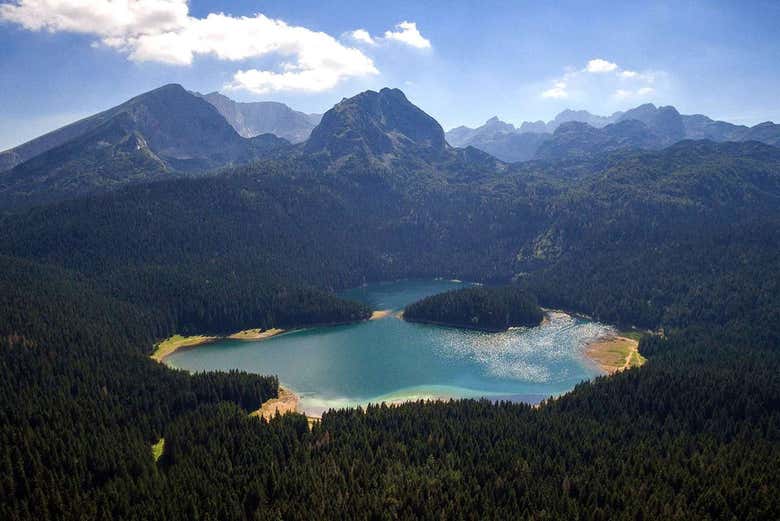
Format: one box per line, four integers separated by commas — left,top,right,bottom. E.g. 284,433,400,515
151,328,285,363
151,334,219,363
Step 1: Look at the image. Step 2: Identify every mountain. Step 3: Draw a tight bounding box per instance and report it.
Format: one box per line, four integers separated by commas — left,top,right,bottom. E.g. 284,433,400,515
195,91,321,143
305,87,448,161
682,113,747,141
445,117,550,162
446,116,517,147
616,103,685,144
0,101,134,173
534,120,664,160
446,103,780,162
549,108,622,130
302,88,505,184
2,83,780,520
739,121,780,146
0,84,289,209
445,110,625,162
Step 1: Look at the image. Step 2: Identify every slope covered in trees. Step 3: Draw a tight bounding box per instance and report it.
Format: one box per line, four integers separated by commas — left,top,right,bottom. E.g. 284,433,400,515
404,285,543,331
0,89,779,519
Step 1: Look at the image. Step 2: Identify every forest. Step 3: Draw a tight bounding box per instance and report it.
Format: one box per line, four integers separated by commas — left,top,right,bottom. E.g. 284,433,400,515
404,285,544,331
0,138,778,519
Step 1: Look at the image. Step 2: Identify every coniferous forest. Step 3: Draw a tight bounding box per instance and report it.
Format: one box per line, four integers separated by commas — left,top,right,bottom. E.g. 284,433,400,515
404,285,544,331
0,85,778,520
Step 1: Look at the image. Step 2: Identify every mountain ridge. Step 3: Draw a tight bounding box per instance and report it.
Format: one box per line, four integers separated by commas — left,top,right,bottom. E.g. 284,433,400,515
446,104,780,162
194,91,321,143
0,84,290,209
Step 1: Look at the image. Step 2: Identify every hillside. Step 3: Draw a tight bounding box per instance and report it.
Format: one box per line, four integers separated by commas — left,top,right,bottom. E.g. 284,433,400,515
0,85,290,209
1,86,779,520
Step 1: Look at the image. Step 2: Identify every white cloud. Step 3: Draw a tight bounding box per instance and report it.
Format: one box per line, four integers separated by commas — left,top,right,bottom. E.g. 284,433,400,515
0,0,188,37
349,28,375,45
383,21,431,49
0,0,378,93
542,81,568,99
585,58,618,73
541,58,664,104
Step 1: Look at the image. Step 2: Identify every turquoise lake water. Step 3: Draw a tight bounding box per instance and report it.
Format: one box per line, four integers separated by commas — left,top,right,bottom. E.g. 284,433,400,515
166,279,610,415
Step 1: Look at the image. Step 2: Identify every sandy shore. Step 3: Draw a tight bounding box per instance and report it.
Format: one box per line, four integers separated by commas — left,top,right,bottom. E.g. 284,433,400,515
228,327,285,341
252,386,300,420
150,335,220,363
151,328,286,363
585,334,645,374
370,309,392,320
252,387,320,428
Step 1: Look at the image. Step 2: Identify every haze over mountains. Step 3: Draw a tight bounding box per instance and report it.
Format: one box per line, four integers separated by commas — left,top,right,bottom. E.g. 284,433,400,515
447,104,780,161
193,91,321,143
1,82,779,211
2,81,780,520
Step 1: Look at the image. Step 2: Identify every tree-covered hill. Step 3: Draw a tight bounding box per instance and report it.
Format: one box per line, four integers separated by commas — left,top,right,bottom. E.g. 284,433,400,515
404,285,543,331
0,88,779,519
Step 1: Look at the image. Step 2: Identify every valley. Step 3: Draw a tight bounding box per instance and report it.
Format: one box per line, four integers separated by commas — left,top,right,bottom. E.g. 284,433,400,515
0,82,778,520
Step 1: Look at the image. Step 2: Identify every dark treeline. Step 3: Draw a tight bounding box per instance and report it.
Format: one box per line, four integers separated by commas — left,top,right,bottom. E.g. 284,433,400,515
404,285,543,331
0,140,779,519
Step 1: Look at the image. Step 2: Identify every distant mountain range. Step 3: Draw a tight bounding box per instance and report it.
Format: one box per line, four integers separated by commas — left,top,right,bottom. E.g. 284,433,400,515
2,83,779,210
447,104,780,162
193,91,321,143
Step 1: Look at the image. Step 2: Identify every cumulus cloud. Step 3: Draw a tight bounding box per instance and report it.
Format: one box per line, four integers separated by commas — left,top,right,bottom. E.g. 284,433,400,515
349,28,375,45
540,58,663,104
0,0,378,93
383,21,431,49
584,58,617,73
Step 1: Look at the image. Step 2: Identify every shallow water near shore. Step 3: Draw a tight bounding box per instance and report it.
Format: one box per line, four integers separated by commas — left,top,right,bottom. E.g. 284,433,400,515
166,279,610,416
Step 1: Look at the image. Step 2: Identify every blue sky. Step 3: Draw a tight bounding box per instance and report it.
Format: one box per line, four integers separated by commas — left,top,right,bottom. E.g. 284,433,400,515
1,0,779,150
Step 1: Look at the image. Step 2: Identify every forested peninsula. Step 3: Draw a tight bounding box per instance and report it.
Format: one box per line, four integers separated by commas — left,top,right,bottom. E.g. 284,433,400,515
403,286,544,331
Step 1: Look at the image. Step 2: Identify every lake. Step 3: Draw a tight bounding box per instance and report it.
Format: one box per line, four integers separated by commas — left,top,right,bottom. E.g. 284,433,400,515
166,279,611,415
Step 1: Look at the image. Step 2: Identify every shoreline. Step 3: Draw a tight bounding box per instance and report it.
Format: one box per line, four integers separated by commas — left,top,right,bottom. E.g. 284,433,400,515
151,316,372,364
151,328,287,363
370,309,392,320
404,316,545,333
154,303,647,420
584,334,645,374
252,386,321,427
251,386,300,420
403,316,510,333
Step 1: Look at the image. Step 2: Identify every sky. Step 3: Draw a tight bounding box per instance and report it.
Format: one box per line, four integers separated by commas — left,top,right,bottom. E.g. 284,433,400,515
1,0,779,150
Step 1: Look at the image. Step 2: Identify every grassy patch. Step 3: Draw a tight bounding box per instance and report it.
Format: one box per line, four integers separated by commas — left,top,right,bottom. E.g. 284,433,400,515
151,438,165,462
587,336,645,373
150,334,217,362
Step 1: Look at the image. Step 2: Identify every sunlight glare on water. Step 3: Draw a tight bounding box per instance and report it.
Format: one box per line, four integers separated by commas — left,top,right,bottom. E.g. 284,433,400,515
167,280,611,415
